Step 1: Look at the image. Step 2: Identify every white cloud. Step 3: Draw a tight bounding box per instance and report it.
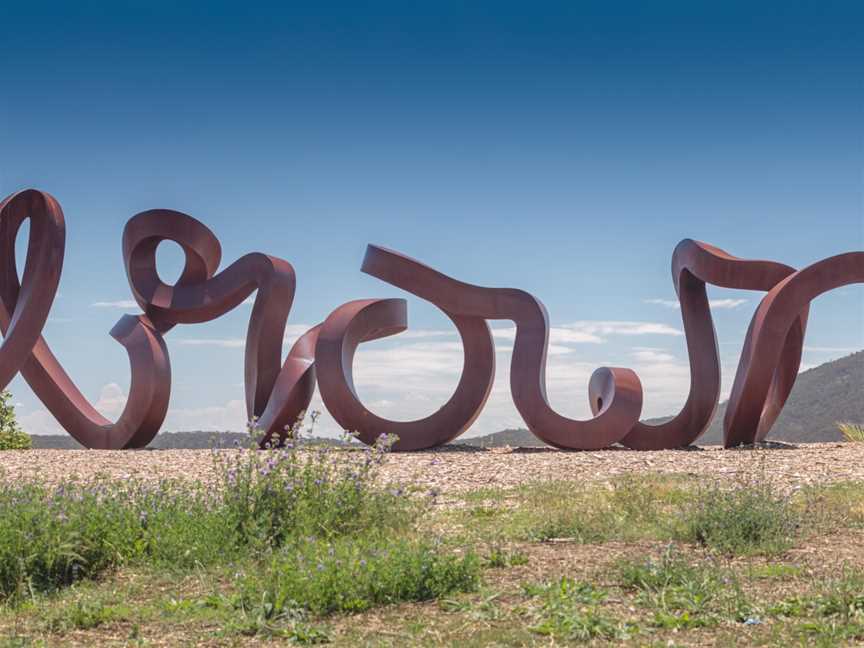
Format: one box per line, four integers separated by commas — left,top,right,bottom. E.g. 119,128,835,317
180,319,678,356
567,321,683,337
17,382,130,436
494,343,573,356
12,319,697,441
643,298,680,308
18,409,63,436
176,323,316,349
164,399,248,432
643,298,748,310
94,382,127,418
710,299,749,309
394,329,456,339
91,300,138,309
630,347,679,364
177,338,246,348
492,321,678,344
492,326,604,344
284,324,315,346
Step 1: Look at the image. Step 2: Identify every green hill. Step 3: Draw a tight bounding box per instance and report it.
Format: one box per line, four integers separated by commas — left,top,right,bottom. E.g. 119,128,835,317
463,350,864,447
696,349,864,444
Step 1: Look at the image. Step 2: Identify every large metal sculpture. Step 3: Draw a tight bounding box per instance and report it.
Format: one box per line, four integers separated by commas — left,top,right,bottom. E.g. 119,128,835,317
0,188,861,450
723,252,863,446
607,240,808,450
123,208,319,448
0,190,317,448
0,190,172,449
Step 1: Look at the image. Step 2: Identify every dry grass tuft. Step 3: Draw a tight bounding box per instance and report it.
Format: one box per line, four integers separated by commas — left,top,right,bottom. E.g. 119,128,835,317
838,422,864,443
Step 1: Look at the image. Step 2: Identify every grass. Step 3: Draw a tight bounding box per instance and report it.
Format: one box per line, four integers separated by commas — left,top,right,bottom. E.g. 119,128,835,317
770,569,864,620
482,545,529,568
617,546,751,628
766,569,864,645
677,474,798,555
238,535,481,617
445,470,804,556
524,577,634,641
5,442,864,645
0,421,481,644
0,447,413,599
449,473,694,544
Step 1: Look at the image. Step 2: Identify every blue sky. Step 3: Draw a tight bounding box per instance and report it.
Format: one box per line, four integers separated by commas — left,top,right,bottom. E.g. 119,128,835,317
2,1,862,437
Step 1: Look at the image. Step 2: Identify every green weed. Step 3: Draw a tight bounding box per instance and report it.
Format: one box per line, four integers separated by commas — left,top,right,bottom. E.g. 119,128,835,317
617,547,750,627
524,577,634,641
677,476,797,555
236,535,481,616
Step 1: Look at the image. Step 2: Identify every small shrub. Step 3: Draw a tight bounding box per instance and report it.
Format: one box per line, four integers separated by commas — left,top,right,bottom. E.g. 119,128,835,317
792,619,864,644
522,577,607,605
618,548,752,627
770,571,864,646
617,548,728,623
0,390,30,450
0,480,141,597
747,563,802,580
677,476,798,555
812,572,864,620
214,423,410,548
0,415,418,601
125,479,239,568
237,535,481,616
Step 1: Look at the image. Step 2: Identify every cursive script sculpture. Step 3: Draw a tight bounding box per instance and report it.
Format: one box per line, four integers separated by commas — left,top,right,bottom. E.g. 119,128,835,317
1,189,861,450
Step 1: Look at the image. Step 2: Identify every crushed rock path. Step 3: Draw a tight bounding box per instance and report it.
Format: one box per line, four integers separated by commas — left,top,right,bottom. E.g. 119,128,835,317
0,443,861,494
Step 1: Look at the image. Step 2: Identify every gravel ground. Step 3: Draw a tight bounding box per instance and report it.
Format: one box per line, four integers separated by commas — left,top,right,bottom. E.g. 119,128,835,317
0,442,862,495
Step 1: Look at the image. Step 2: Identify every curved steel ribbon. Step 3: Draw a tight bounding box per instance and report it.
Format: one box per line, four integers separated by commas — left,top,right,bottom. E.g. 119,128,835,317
316,244,642,450
123,209,319,447
598,239,808,450
0,190,171,449
724,252,863,447
316,297,496,451
0,191,317,448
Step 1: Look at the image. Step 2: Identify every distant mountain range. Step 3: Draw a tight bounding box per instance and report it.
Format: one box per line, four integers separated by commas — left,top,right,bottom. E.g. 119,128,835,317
29,350,862,449
30,431,251,450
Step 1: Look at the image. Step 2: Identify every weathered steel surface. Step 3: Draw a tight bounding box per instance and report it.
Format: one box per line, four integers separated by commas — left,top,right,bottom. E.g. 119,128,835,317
0,190,171,449
123,208,317,447
0,190,315,448
348,244,642,450
315,297,495,451
724,252,864,447
0,188,860,450
607,239,808,450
